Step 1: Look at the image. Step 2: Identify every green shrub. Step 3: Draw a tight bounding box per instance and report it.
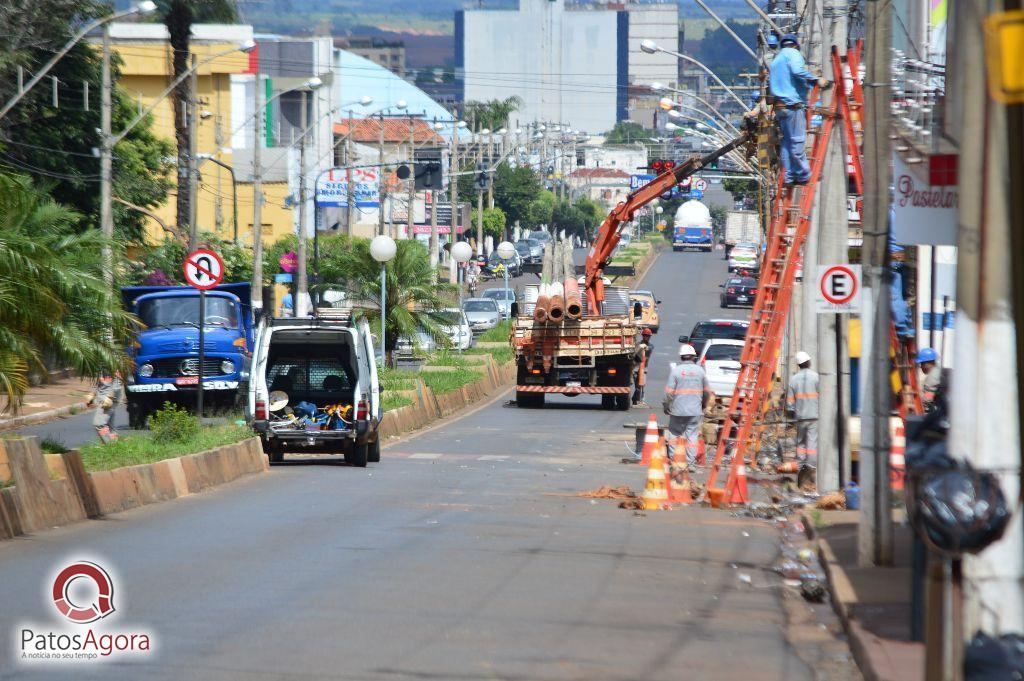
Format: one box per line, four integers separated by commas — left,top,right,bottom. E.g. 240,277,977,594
149,402,200,443
382,394,413,410
40,437,69,454
478,320,512,342
78,425,252,472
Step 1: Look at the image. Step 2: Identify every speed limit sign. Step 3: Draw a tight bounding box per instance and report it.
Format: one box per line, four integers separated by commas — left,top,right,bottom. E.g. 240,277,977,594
816,264,861,313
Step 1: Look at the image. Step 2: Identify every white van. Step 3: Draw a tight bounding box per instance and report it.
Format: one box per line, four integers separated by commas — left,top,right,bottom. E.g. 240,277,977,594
247,314,381,466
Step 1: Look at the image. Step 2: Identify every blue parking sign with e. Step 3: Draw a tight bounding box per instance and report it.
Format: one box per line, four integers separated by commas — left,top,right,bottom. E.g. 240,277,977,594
690,189,703,200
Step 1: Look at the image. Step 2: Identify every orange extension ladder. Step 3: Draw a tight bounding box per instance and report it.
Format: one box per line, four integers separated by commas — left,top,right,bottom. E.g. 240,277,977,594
704,47,858,503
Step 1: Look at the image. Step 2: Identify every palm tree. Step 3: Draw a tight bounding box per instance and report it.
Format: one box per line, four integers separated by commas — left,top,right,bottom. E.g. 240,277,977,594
0,173,137,411
464,96,523,131
320,238,457,365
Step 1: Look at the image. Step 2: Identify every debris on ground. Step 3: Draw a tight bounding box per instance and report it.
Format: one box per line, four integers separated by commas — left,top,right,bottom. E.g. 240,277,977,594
815,491,846,510
619,498,645,510
548,485,638,499
800,579,826,602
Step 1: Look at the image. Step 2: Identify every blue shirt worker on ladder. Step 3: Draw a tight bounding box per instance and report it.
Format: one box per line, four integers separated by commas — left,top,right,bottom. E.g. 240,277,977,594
664,344,713,468
787,351,820,473
769,33,831,186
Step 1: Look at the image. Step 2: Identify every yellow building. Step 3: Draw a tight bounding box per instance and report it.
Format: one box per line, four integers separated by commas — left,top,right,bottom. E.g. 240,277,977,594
103,23,296,248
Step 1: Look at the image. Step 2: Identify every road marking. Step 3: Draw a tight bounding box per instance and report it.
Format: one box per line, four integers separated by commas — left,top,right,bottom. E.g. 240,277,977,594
477,455,508,461
409,452,442,459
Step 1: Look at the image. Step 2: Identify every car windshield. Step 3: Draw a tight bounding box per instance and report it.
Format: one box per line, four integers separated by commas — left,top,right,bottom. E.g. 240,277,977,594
435,311,464,325
692,322,748,340
483,289,513,300
631,297,650,308
138,296,239,328
464,300,497,312
530,231,550,241
527,239,541,248
704,344,742,362
514,243,530,255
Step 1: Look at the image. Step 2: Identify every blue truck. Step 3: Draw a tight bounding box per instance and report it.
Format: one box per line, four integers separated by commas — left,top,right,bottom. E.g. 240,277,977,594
671,199,714,252
121,283,254,428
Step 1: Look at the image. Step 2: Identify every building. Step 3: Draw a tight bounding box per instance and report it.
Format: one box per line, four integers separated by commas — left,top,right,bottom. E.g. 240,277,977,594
567,167,632,209
334,36,406,78
456,0,678,134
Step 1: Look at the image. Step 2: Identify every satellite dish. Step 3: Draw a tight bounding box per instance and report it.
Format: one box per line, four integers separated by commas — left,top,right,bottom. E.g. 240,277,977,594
268,391,289,412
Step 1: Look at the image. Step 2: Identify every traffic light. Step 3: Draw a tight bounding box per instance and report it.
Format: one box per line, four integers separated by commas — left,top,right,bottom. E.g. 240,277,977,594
414,148,444,189
474,162,490,190
650,159,676,174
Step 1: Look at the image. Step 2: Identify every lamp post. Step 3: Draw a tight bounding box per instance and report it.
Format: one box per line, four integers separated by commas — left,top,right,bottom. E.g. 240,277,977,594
451,241,473,353
196,154,238,242
293,78,326,318
660,96,741,135
0,1,158,121
640,40,747,109
496,240,515,316
370,235,397,364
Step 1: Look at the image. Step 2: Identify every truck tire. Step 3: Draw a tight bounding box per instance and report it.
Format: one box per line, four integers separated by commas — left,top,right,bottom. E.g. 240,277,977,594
615,394,631,411
367,438,381,463
127,400,149,430
347,442,369,467
601,395,615,410
516,391,541,408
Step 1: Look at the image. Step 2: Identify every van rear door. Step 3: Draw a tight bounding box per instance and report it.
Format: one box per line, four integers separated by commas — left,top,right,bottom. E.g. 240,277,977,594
357,318,380,420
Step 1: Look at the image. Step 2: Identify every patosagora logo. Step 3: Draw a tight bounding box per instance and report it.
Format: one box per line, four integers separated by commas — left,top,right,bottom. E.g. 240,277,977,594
51,561,116,624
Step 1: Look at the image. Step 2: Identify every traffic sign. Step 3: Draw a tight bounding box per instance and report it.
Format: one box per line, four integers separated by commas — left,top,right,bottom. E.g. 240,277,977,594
816,264,861,313
693,178,708,192
690,189,704,200
183,249,224,291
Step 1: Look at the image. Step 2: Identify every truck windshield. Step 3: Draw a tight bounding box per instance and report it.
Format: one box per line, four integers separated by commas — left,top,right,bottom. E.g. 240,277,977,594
138,297,239,329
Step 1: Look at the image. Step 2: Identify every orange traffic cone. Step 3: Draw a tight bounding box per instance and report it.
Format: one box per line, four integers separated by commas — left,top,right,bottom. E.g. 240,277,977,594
726,462,750,505
889,417,906,491
639,413,660,466
666,458,694,505
696,438,706,466
641,438,670,510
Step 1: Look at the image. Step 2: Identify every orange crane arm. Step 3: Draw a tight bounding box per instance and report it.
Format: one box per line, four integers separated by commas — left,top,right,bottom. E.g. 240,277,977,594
584,129,754,314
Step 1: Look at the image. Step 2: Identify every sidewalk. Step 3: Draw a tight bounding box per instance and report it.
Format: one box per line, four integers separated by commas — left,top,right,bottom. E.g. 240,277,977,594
0,377,94,432
808,509,925,681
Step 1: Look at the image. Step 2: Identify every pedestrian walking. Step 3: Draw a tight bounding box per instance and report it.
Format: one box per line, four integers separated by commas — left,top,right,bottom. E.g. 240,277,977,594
632,328,654,406
786,350,820,471
87,369,123,443
915,347,942,409
663,344,713,467
768,33,831,186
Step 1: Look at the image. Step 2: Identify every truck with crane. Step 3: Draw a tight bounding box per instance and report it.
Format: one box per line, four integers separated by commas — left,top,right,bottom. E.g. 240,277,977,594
510,126,754,409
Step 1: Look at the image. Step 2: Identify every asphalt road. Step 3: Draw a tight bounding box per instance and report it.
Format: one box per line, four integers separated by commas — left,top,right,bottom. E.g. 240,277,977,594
0,247,858,680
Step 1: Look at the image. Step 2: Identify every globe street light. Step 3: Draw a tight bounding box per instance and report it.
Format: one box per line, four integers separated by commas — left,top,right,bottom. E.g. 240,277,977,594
496,240,516,315
451,241,474,353
370,235,397,363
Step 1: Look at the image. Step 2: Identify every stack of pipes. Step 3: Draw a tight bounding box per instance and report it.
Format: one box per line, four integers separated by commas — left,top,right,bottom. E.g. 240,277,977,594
534,237,582,323
534,241,553,322
562,238,582,319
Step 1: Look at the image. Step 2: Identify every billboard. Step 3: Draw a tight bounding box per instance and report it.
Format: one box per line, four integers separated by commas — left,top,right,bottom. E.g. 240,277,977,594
315,167,380,208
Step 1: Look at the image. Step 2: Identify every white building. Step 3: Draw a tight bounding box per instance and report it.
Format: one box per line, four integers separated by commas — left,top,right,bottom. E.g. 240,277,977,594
456,0,678,134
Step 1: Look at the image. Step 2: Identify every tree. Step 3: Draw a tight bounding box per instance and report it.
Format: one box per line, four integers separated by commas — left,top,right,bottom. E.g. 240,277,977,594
603,121,653,146
469,207,506,240
462,96,523,131
0,1,173,241
0,173,136,410
124,232,252,285
723,177,758,207
493,164,542,227
154,0,239,236
525,189,555,229
317,237,456,365
574,196,604,230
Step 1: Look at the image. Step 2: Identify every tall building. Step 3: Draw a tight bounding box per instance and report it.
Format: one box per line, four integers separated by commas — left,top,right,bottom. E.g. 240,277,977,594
456,0,678,134
334,36,406,78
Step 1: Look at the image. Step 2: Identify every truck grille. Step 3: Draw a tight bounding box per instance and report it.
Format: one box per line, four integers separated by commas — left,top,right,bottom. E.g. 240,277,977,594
149,358,225,378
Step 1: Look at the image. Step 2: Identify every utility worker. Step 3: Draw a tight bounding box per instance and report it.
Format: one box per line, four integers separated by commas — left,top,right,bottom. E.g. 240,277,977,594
87,369,123,443
916,347,942,409
664,344,713,467
632,328,654,406
768,33,831,186
786,351,820,470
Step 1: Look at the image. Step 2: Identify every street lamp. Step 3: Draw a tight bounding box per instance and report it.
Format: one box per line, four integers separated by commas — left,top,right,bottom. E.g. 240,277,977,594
196,154,238,243
0,0,158,121
640,40,747,109
370,234,397,363
451,241,473,353
661,96,740,135
496,240,516,316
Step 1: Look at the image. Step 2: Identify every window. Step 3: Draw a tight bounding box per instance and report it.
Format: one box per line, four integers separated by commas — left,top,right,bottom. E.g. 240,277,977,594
138,296,239,329
704,344,742,362
266,344,354,394
464,300,497,312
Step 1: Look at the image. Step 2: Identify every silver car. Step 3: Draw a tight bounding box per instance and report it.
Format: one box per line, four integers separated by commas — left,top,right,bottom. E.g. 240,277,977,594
482,287,517,319
462,298,500,333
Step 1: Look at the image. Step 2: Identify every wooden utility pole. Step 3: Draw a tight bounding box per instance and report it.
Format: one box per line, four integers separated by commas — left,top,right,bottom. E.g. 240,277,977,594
857,0,894,567
251,74,264,311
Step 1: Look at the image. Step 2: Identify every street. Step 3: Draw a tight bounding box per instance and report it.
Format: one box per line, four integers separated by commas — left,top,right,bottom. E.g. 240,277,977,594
0,248,857,680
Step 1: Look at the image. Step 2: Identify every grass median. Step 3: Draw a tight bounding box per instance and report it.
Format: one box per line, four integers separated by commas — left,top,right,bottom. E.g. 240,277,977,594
78,424,252,473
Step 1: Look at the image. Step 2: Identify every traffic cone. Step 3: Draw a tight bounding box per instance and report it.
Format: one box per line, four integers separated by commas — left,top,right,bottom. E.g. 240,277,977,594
696,438,706,466
641,438,671,510
666,458,694,505
889,416,906,491
726,462,750,505
639,413,660,466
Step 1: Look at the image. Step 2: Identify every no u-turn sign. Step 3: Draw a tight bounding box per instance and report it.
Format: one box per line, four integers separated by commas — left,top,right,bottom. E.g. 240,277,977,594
816,264,862,313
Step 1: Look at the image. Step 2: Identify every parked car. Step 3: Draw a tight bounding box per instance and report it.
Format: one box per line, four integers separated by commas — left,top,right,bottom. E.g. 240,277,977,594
482,287,517,318
680,319,750,357
248,315,381,466
529,229,553,246
728,241,760,273
462,297,501,333
699,338,745,397
525,238,544,261
720,276,758,308
629,290,661,333
438,308,474,350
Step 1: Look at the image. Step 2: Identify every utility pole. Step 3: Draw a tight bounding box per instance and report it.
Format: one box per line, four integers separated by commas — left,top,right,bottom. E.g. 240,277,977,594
250,73,264,312
295,90,309,317
429,189,439,279
857,0,893,567
407,119,416,240
345,111,355,236
187,54,199,251
451,121,461,255
99,24,114,290
378,113,386,237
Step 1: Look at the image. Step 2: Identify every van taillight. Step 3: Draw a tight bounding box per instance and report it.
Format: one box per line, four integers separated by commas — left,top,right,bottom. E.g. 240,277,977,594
255,400,267,420
356,399,369,420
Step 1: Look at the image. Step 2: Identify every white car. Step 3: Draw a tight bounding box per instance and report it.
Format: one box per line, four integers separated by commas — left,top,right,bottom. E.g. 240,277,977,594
728,242,760,273
437,308,474,351
699,338,745,398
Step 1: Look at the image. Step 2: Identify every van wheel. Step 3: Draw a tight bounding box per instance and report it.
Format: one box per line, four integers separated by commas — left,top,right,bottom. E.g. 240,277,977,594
347,442,369,467
267,443,284,464
368,438,381,463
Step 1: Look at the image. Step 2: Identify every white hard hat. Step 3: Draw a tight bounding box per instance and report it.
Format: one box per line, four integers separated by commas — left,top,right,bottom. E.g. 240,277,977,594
795,350,812,365
679,343,697,358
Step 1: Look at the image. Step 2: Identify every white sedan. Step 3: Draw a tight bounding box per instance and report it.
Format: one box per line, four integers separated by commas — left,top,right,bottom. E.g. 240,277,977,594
699,339,745,397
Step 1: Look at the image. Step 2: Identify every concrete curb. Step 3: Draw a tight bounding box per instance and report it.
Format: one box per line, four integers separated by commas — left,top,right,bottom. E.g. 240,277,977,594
0,436,268,540
0,401,90,433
